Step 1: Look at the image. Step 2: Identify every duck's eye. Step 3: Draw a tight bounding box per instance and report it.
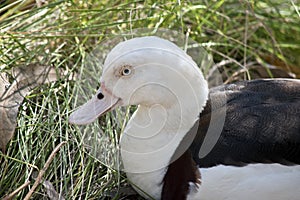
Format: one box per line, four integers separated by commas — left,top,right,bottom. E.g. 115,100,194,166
118,65,133,77
122,67,131,76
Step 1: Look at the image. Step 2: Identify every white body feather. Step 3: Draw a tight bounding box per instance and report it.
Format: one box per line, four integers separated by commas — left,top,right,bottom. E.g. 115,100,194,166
189,164,300,200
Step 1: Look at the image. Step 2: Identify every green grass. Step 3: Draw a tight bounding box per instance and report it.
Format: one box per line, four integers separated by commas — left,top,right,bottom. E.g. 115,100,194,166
0,0,299,199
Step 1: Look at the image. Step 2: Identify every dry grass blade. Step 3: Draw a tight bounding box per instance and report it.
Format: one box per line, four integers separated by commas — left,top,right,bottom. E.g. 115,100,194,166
2,181,31,200
23,141,66,200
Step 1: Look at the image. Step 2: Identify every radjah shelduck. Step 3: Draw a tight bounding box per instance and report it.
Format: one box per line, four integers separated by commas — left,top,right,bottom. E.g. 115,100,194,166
69,36,300,200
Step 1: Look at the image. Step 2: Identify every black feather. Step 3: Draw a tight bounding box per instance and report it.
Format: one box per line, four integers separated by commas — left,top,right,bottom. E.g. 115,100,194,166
190,79,300,167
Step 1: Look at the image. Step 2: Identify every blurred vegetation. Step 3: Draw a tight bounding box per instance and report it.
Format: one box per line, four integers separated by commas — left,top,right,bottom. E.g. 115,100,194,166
0,0,299,199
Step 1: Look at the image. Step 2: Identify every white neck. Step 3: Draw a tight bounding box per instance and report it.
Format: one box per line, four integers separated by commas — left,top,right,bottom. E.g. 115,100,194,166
120,79,207,198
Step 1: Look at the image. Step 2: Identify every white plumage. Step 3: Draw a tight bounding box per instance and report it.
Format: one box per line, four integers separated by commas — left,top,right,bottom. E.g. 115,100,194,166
190,164,300,200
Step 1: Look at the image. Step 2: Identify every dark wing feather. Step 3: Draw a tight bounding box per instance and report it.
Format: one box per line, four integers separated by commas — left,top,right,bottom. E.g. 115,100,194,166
190,79,300,167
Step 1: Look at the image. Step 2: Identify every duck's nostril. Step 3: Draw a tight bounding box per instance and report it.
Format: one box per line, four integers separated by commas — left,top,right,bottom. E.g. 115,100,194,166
97,92,104,100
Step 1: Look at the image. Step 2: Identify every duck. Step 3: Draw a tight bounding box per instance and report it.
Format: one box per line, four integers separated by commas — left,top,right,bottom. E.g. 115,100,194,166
69,36,300,200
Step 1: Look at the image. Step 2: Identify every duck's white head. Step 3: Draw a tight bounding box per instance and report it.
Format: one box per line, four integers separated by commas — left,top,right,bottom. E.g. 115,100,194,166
69,36,208,130
69,37,209,198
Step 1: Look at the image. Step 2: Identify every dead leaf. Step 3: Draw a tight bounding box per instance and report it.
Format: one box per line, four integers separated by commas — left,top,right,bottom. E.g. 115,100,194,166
43,180,65,200
0,64,59,153
261,54,300,78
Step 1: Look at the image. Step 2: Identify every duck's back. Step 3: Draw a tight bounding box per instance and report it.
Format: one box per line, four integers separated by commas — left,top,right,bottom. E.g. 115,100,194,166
190,79,300,167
